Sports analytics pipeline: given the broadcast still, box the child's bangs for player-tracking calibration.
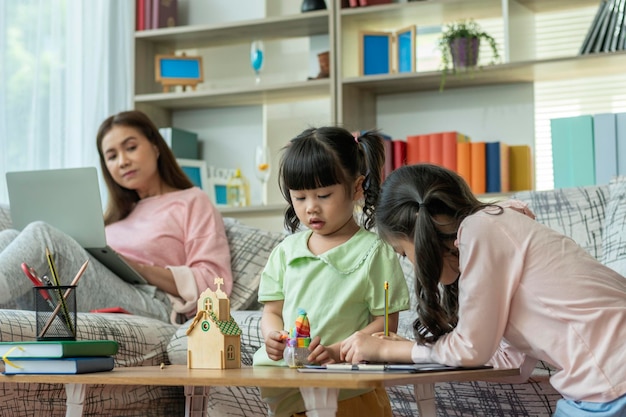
[282,142,343,191]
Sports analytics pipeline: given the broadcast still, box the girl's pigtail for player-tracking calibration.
[357,130,385,230]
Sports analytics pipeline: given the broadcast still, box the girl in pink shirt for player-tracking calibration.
[341,164,626,417]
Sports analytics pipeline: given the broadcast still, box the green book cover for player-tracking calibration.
[0,340,118,358]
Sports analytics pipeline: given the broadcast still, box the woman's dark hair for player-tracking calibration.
[96,110,194,224]
[279,126,385,233]
[376,164,497,344]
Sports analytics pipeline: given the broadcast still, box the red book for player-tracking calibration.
[136,0,145,31]
[441,131,462,172]
[392,140,407,170]
[152,0,178,29]
[383,137,393,181]
[417,134,430,163]
[470,142,486,194]
[145,0,152,29]
[428,132,444,166]
[406,135,420,165]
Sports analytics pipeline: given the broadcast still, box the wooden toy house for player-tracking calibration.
[186,277,242,369]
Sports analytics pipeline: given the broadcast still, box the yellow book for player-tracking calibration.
[509,145,533,191]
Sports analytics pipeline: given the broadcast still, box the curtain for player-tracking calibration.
[0,0,133,203]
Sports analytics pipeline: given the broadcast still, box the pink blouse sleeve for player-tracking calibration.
[429,213,525,367]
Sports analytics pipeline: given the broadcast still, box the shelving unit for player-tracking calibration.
[133,0,621,222]
[134,7,334,126]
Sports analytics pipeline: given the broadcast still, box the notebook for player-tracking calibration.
[6,167,147,285]
[298,363,493,373]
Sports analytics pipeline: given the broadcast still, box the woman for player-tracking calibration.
[0,110,232,323]
[340,164,626,417]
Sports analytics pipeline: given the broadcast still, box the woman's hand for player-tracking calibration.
[264,330,289,361]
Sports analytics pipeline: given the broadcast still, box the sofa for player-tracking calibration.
[1,176,625,416]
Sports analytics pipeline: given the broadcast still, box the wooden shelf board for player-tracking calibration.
[340,0,502,24]
[342,52,626,94]
[516,0,600,13]
[135,79,331,110]
[135,10,329,49]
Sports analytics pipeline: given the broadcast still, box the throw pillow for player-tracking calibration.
[601,177,626,276]
[223,217,285,311]
[514,185,608,260]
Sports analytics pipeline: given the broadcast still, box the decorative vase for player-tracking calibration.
[301,0,327,13]
[449,37,480,70]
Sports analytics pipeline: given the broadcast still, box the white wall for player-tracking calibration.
[376,83,535,149]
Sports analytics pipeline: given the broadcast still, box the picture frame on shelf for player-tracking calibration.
[208,166,236,207]
[396,25,416,73]
[177,158,209,194]
[359,31,392,76]
[155,54,204,93]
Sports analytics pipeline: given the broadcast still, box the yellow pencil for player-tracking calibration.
[384,281,389,337]
[44,247,74,336]
[38,259,89,339]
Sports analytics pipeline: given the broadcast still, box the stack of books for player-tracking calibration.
[0,340,118,374]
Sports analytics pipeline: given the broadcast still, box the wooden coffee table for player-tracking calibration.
[0,364,519,417]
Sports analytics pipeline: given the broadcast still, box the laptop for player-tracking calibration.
[6,167,147,285]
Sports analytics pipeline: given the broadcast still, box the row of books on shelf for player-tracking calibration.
[0,340,118,375]
[381,131,533,195]
[550,112,626,189]
[136,0,178,31]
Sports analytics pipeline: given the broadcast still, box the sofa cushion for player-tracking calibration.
[601,176,626,276]
[514,185,608,259]
[223,217,285,311]
[0,204,11,231]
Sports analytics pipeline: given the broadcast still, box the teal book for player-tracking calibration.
[592,113,618,185]
[2,356,114,375]
[159,127,199,159]
[551,116,595,188]
[0,340,118,358]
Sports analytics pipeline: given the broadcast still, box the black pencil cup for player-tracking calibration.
[34,285,77,341]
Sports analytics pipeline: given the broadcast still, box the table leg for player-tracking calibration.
[299,387,339,417]
[184,385,209,417]
[64,383,86,417]
[414,383,436,417]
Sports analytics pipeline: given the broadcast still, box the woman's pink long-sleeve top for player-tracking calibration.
[105,187,232,323]
[411,201,626,403]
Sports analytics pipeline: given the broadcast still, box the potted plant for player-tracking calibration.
[438,19,500,91]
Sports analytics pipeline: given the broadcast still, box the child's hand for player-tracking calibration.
[264,330,289,361]
[371,331,409,342]
[306,336,336,365]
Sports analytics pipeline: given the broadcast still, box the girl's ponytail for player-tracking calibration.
[356,130,385,230]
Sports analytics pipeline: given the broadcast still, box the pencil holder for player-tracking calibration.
[33,285,77,341]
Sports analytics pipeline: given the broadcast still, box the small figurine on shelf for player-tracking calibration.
[282,308,313,368]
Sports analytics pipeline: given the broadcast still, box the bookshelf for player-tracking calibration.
[133,0,622,220]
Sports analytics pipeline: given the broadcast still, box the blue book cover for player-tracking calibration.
[616,113,626,176]
[2,356,114,375]
[485,142,502,193]
[592,113,618,185]
[551,116,596,188]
